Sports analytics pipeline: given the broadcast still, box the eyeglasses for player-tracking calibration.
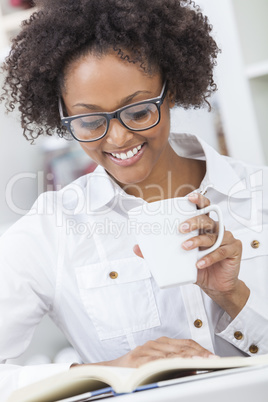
[59,82,168,142]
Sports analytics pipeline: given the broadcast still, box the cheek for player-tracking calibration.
[146,110,171,143]
[79,143,103,162]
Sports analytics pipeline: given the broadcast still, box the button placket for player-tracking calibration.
[109,271,118,279]
[234,331,243,340]
[181,285,214,353]
[251,240,260,249]
[249,344,259,354]
[194,319,203,328]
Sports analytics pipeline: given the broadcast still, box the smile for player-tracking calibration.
[110,144,143,160]
[106,143,146,167]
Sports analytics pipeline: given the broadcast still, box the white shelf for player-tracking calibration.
[2,7,37,33]
[249,75,268,163]
[232,0,268,67]
[246,60,268,79]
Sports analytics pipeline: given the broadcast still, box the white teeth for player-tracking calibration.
[127,150,134,158]
[111,144,143,160]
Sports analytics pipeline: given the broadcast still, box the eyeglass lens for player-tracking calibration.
[70,102,159,141]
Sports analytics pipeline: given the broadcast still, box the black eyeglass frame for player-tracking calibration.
[58,81,168,142]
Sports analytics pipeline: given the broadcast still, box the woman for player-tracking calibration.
[1,0,268,399]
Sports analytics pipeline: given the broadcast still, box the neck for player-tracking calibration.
[122,144,206,202]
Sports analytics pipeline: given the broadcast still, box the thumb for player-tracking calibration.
[133,244,144,259]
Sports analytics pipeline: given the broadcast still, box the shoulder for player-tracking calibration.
[31,169,101,217]
[1,171,97,239]
[222,155,268,189]
[222,153,268,173]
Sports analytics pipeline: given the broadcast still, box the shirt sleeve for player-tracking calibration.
[1,363,70,402]
[0,194,66,400]
[215,289,268,355]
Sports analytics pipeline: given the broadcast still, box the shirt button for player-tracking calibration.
[249,344,259,354]
[194,319,203,328]
[234,331,243,340]
[251,240,260,249]
[109,271,118,279]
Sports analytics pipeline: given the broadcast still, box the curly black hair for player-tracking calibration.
[1,0,219,141]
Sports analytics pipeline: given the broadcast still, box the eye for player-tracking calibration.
[121,102,159,129]
[79,116,106,130]
[70,115,108,140]
[125,106,151,121]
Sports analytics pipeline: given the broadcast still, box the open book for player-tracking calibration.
[8,354,268,402]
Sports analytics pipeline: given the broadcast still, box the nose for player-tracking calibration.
[105,119,134,147]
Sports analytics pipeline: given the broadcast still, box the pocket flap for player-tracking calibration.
[75,257,151,289]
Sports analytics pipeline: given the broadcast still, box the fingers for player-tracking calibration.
[133,244,144,259]
[180,217,220,250]
[111,337,216,368]
[180,193,215,242]
[139,337,214,359]
[179,204,242,269]
[180,214,217,237]
[196,238,242,269]
[188,192,210,209]
[155,337,213,357]
[181,222,242,269]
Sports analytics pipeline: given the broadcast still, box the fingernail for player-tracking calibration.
[208,354,220,359]
[188,193,198,200]
[197,259,206,268]
[180,223,190,232]
[182,240,193,249]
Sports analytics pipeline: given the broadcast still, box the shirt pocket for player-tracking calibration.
[75,257,160,340]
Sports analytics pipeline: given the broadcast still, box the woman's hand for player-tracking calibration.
[134,192,250,319]
[179,193,250,318]
[74,337,216,369]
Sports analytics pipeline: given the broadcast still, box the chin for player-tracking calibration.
[114,173,150,188]
[105,162,153,188]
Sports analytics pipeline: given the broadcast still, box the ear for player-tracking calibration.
[167,91,176,109]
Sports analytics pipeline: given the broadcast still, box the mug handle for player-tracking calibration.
[196,205,224,259]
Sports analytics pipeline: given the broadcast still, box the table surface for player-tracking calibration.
[109,365,268,402]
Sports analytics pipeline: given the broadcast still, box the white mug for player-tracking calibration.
[128,197,224,288]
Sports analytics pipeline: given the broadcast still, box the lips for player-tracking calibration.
[105,143,145,159]
[105,142,146,166]
[110,144,142,160]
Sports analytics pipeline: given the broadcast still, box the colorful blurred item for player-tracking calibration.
[10,0,34,9]
[43,140,98,191]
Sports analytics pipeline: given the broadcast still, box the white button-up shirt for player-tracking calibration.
[1,133,268,400]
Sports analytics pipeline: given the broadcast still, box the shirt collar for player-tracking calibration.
[169,133,250,199]
[74,165,142,213]
[87,165,119,210]
[78,132,250,213]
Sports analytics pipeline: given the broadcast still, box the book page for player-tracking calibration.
[8,366,134,402]
[8,354,268,400]
[124,354,268,393]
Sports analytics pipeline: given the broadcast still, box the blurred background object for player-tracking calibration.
[43,138,97,191]
[0,0,267,365]
[10,0,34,9]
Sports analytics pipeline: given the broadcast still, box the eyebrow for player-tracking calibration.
[72,90,152,111]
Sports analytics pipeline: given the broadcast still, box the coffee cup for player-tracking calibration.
[128,197,224,288]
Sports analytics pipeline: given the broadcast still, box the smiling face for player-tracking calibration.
[62,52,175,189]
